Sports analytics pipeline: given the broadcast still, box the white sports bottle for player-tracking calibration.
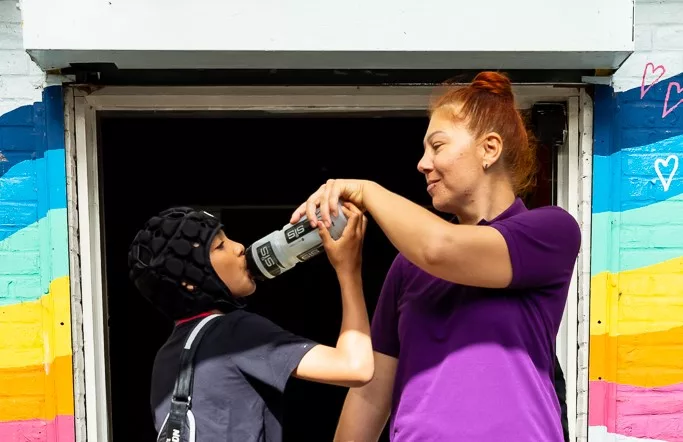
[245,202,348,280]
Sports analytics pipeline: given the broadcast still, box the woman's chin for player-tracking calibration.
[431,196,448,212]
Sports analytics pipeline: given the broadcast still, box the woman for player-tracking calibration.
[289,72,581,441]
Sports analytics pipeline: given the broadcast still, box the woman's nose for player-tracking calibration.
[417,152,433,174]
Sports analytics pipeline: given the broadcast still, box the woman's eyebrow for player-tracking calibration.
[424,130,447,146]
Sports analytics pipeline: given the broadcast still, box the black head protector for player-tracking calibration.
[127,207,244,320]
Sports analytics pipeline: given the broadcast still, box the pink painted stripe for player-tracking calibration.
[0,415,74,442]
[589,380,617,430]
[589,380,683,441]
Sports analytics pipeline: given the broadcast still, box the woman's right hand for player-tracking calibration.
[318,202,367,275]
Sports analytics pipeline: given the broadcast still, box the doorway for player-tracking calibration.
[97,110,557,441]
[67,84,587,442]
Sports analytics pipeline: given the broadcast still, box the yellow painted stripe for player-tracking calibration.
[0,276,72,369]
[589,326,683,387]
[0,355,74,421]
[590,256,683,336]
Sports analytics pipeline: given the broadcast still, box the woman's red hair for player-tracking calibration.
[430,71,537,196]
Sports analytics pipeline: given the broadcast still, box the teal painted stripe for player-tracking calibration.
[591,196,683,275]
[0,208,68,306]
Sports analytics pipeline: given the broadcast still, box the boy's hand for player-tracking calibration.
[318,202,367,275]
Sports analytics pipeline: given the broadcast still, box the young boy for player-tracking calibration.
[127,204,372,441]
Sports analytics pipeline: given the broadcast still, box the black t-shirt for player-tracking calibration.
[150,310,317,441]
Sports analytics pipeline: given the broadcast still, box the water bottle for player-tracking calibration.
[245,202,348,281]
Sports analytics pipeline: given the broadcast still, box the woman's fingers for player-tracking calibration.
[290,202,308,224]
[304,185,326,227]
[292,180,349,227]
[328,181,341,220]
[320,180,333,227]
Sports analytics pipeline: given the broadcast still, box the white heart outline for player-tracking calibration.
[654,154,679,192]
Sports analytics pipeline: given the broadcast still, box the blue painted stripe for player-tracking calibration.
[0,149,67,242]
[607,72,683,152]
[592,134,683,214]
[591,197,683,275]
[0,85,66,242]
[0,85,63,180]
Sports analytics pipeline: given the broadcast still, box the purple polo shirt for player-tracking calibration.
[371,198,581,441]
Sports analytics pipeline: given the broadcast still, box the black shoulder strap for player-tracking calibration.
[164,313,222,442]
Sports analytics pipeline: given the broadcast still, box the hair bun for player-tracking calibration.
[470,71,514,100]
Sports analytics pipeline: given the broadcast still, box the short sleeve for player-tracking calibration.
[370,254,404,358]
[489,206,581,290]
[230,312,317,393]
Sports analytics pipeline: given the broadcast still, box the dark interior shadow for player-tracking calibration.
[98,112,558,441]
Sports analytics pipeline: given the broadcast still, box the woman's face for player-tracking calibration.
[418,110,484,213]
[209,230,256,297]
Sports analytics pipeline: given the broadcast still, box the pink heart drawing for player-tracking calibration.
[662,81,683,118]
[640,62,666,99]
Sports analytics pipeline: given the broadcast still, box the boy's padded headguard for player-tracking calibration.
[128,207,244,320]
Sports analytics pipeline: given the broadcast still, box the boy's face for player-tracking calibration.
[209,230,257,297]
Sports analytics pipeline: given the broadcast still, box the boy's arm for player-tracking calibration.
[292,270,374,388]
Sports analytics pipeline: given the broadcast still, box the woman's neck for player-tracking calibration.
[455,181,517,225]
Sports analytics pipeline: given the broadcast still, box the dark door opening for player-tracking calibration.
[98,109,556,441]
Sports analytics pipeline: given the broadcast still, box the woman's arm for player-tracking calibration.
[292,178,580,290]
[334,351,398,442]
[361,181,513,288]
[291,179,512,288]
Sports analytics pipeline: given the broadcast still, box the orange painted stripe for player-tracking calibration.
[0,355,74,422]
[590,325,683,387]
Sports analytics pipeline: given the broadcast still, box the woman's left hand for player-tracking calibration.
[290,179,369,228]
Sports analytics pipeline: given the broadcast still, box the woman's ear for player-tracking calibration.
[481,132,503,170]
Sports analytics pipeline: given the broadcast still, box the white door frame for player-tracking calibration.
[64,84,592,442]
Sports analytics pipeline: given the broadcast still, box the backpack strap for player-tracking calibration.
[163,313,222,442]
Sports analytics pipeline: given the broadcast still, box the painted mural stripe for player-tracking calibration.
[590,256,683,336]
[592,134,683,215]
[588,425,669,442]
[0,208,69,306]
[591,200,683,275]
[0,415,74,442]
[589,380,683,441]
[610,71,683,147]
[589,327,683,387]
[0,86,65,178]
[0,153,68,244]
[0,355,74,421]
[0,276,71,369]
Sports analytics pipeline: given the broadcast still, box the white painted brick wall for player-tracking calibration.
[0,0,44,115]
[576,91,593,442]
[613,0,683,92]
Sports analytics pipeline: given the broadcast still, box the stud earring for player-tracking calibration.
[483,163,489,170]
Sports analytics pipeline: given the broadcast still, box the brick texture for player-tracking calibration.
[587,0,683,441]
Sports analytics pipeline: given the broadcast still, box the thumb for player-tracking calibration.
[317,221,333,245]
